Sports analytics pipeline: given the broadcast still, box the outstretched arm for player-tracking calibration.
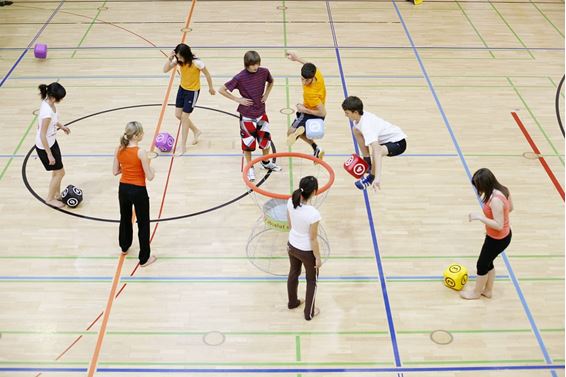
[286,50,307,65]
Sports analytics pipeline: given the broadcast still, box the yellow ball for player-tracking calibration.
[443,263,468,291]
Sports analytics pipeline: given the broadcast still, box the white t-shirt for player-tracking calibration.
[287,198,321,251]
[353,111,406,146]
[35,100,59,149]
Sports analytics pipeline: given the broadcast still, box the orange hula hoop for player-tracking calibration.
[242,152,335,200]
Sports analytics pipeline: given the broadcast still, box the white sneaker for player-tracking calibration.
[261,160,282,172]
[247,168,256,182]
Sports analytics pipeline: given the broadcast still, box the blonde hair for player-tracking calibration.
[119,121,143,150]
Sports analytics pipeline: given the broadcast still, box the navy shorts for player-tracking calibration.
[36,141,64,171]
[382,138,406,157]
[175,87,199,114]
[291,112,325,129]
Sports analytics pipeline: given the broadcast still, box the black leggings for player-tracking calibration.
[119,183,151,264]
[476,230,512,276]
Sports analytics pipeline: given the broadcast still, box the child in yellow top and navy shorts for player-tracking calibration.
[286,51,326,160]
[163,43,215,155]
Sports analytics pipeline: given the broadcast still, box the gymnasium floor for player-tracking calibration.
[0,0,564,376]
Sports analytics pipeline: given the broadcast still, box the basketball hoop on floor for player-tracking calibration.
[242,152,335,275]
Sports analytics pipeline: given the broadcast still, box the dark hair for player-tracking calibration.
[471,168,510,204]
[244,50,261,67]
[38,82,66,102]
[341,96,364,115]
[174,43,195,66]
[301,63,316,80]
[291,176,319,209]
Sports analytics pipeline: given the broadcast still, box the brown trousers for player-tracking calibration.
[287,242,318,320]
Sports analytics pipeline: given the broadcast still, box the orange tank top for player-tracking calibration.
[118,147,146,187]
[482,192,510,239]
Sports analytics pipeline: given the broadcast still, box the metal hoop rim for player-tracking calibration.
[242,152,335,199]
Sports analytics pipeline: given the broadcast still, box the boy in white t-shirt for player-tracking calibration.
[342,96,407,190]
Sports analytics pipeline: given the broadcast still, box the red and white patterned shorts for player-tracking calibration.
[240,114,271,152]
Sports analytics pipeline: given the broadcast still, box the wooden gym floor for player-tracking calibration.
[0,0,564,376]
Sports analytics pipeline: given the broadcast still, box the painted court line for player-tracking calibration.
[0,1,64,88]
[511,111,565,201]
[325,0,402,369]
[0,45,563,51]
[84,2,197,376]
[0,364,564,373]
[391,3,559,377]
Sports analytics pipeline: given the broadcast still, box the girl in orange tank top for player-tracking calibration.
[461,168,513,300]
[113,121,156,267]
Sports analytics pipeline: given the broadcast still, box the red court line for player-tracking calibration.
[31,3,198,377]
[86,2,197,375]
[512,111,565,201]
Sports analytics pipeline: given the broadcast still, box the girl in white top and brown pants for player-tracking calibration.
[287,176,321,321]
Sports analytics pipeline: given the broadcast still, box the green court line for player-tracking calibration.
[0,115,38,182]
[16,55,535,61]
[282,1,296,193]
[295,336,301,362]
[489,3,536,59]
[529,0,564,38]
[1,328,561,336]
[455,1,495,58]
[548,76,566,99]
[70,0,108,59]
[507,77,565,165]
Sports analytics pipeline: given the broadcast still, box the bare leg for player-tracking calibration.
[244,150,252,164]
[287,126,305,146]
[460,274,489,300]
[182,112,201,146]
[47,168,65,208]
[482,269,495,298]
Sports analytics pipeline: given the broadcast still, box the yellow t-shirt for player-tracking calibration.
[179,59,205,91]
[303,69,326,110]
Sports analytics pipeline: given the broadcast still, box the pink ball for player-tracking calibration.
[155,132,175,152]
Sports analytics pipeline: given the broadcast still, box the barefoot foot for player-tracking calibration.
[460,289,482,300]
[192,130,202,145]
[47,199,65,208]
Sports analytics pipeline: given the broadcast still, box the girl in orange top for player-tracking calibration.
[461,168,513,299]
[113,121,156,267]
[163,43,215,155]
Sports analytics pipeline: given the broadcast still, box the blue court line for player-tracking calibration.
[0,364,563,373]
[325,1,401,368]
[6,74,423,80]
[0,1,64,88]
[0,153,459,158]
[391,2,558,377]
[0,275,514,282]
[0,45,563,51]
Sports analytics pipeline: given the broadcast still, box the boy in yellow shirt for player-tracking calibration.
[286,51,326,160]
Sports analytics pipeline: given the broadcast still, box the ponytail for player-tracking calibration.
[38,82,66,101]
[38,84,48,99]
[118,121,143,151]
[292,176,319,209]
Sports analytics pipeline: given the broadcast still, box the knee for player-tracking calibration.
[476,262,489,276]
